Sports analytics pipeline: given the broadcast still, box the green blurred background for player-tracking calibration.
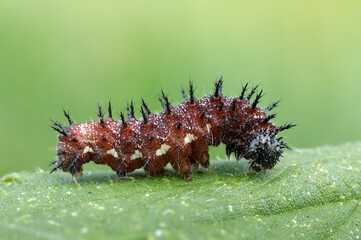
[1,0,360,176]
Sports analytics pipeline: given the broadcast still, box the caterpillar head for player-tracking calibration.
[244,133,284,172]
[244,122,295,171]
[224,119,294,172]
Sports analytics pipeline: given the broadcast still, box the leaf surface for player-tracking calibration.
[1,143,361,239]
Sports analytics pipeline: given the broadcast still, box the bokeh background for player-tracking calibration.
[1,0,361,176]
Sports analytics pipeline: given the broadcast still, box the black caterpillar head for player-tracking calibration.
[244,133,283,172]
[222,94,295,172]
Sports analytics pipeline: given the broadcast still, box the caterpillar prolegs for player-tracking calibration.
[50,78,294,180]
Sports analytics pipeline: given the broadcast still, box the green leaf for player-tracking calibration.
[1,143,361,239]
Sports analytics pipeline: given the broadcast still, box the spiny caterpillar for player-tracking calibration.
[50,78,295,180]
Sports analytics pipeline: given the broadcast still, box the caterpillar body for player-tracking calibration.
[50,78,294,180]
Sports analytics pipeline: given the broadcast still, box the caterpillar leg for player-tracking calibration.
[154,168,167,175]
[71,169,83,178]
[116,170,127,180]
[169,157,193,181]
[69,163,84,178]
[183,170,193,181]
[191,141,210,168]
[143,155,169,176]
[196,150,210,168]
[144,167,167,176]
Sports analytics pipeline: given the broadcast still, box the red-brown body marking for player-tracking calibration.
[51,79,294,180]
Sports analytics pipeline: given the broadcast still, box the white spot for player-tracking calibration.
[156,144,171,156]
[184,133,197,144]
[106,148,119,158]
[83,146,94,154]
[130,150,143,160]
[260,135,269,144]
[206,124,211,133]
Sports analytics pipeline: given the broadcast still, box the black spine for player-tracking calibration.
[266,100,280,112]
[189,80,195,104]
[213,76,223,97]
[127,101,135,119]
[251,90,263,109]
[239,83,249,100]
[108,101,113,119]
[263,114,276,123]
[97,102,106,127]
[119,112,126,125]
[277,123,296,132]
[141,98,151,115]
[161,90,172,114]
[181,85,188,101]
[158,92,166,109]
[63,110,73,125]
[141,106,148,122]
[245,85,258,101]
[50,126,68,136]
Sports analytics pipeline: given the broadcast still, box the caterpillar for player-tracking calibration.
[50,78,295,181]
